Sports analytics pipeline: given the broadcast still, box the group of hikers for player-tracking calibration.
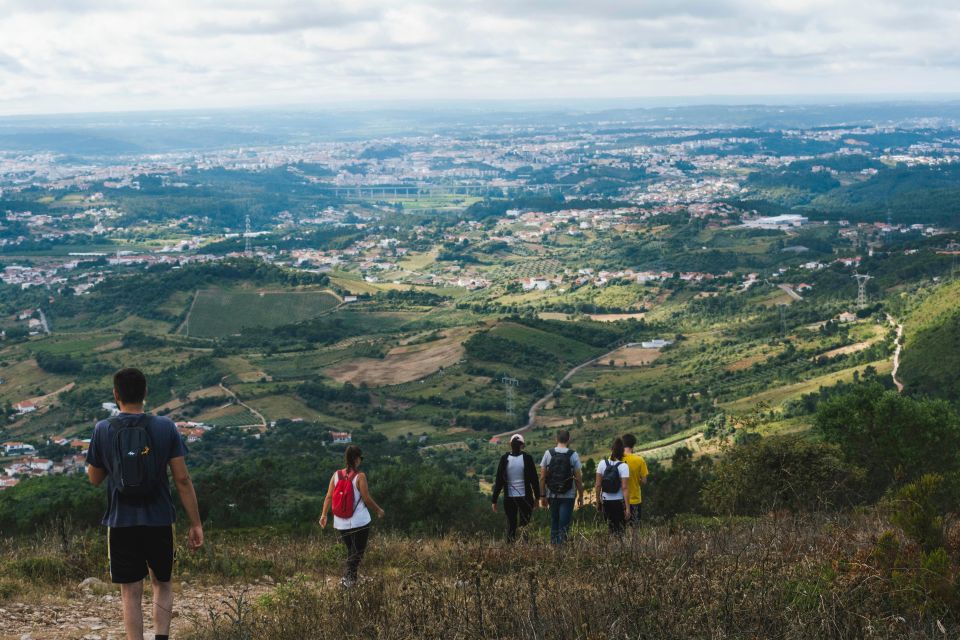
[490,430,648,543]
[84,368,648,639]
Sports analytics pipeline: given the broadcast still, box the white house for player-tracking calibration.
[14,402,37,415]
[3,442,37,456]
[641,339,675,349]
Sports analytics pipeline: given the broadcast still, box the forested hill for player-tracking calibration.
[899,279,960,400]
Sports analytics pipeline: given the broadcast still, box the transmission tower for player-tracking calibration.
[853,273,872,310]
[244,215,252,256]
[502,376,519,422]
[948,240,960,280]
[777,303,788,338]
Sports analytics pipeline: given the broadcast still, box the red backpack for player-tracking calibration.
[331,468,358,518]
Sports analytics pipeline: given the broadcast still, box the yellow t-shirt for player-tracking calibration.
[623,452,649,505]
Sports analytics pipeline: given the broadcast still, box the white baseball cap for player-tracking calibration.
[510,433,525,444]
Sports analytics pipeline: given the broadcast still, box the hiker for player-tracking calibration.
[85,368,204,640]
[595,437,630,536]
[319,445,385,587]
[491,433,540,541]
[622,434,649,526]
[539,429,584,544]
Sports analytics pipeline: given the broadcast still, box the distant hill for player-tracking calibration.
[899,280,960,400]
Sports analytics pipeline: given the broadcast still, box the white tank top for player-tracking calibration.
[332,471,371,530]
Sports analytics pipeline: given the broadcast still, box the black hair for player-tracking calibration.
[556,429,570,444]
[622,433,637,449]
[610,437,625,461]
[113,367,147,405]
[510,439,523,455]
[345,445,363,470]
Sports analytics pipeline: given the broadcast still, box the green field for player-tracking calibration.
[184,289,341,338]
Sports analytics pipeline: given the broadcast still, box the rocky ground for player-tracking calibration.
[1,579,273,640]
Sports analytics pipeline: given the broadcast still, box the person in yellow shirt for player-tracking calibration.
[621,434,648,526]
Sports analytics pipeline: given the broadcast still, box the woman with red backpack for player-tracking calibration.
[319,446,385,587]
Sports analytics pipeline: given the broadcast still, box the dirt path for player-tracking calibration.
[777,284,803,301]
[493,344,639,439]
[888,314,905,393]
[1,582,273,640]
[219,376,268,431]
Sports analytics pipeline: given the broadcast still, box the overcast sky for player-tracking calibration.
[1,0,959,116]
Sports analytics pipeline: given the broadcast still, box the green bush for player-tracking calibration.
[816,384,960,495]
[8,556,75,584]
[701,435,863,515]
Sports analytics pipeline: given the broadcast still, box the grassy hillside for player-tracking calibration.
[184,288,340,338]
[900,280,960,400]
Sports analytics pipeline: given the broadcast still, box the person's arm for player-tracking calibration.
[539,465,549,507]
[491,455,505,511]
[319,473,336,528]
[169,457,203,551]
[85,425,105,486]
[574,468,584,508]
[621,476,630,517]
[86,465,106,486]
[357,473,385,518]
[594,473,603,506]
[526,455,540,505]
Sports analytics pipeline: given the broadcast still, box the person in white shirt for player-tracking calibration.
[594,437,630,535]
[491,434,539,541]
[319,446,385,586]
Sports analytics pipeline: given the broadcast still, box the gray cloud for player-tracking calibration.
[0,0,958,115]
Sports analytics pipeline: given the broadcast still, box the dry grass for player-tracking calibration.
[325,327,473,387]
[591,345,662,368]
[184,513,958,640]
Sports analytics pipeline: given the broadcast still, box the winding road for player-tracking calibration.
[493,344,638,439]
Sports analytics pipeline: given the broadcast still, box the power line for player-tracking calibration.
[853,273,872,310]
[244,215,252,256]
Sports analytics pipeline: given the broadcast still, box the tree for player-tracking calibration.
[816,384,960,496]
[702,435,862,515]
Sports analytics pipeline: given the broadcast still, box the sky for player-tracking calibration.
[1,0,959,116]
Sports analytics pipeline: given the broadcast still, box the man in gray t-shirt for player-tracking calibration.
[539,429,584,544]
[86,367,204,640]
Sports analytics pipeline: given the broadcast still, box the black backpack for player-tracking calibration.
[546,448,574,494]
[600,459,622,494]
[109,415,161,498]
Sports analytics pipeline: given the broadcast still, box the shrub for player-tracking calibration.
[702,435,863,515]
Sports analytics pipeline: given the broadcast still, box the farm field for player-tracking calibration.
[325,326,475,386]
[183,288,340,337]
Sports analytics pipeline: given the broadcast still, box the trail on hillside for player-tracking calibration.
[887,314,905,393]
[219,375,268,430]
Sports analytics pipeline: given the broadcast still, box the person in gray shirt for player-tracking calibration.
[539,429,584,544]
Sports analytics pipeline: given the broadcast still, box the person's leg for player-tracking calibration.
[556,498,574,544]
[549,498,561,544]
[608,500,626,536]
[144,526,175,638]
[630,503,642,527]
[149,572,173,638]
[504,497,520,541]
[517,497,533,536]
[109,527,148,640]
[347,527,370,578]
[340,528,357,582]
[119,581,145,640]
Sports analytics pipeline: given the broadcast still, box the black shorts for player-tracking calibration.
[108,525,175,584]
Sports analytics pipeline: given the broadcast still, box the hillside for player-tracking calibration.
[899,280,960,401]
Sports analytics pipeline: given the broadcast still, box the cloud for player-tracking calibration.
[0,0,958,115]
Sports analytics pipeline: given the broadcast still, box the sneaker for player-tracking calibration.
[339,576,356,588]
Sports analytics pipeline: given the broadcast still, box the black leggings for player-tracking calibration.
[339,526,370,579]
[503,496,533,541]
[602,500,626,535]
